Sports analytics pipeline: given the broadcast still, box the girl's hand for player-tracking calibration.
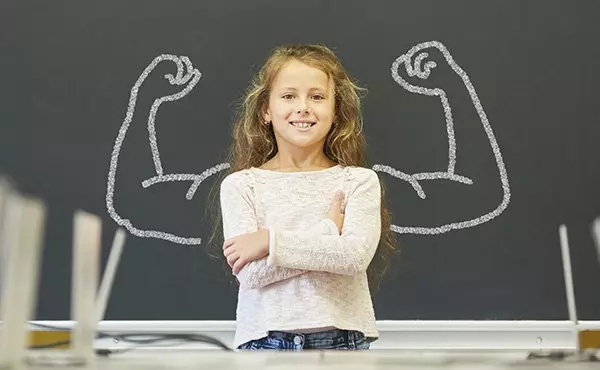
[328,190,345,234]
[223,228,270,274]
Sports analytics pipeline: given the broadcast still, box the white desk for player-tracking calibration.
[22,349,599,370]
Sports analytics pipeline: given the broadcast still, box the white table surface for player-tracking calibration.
[19,349,599,370]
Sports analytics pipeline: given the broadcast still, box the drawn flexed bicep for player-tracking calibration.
[374,41,511,235]
[106,54,229,245]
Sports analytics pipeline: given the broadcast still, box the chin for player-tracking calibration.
[279,137,321,148]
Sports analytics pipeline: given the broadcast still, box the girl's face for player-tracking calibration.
[263,60,335,155]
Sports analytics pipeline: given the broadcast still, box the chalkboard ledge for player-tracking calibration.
[29,320,600,351]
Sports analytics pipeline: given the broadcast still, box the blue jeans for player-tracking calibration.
[237,329,370,351]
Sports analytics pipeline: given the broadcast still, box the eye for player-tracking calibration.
[282,94,294,99]
[312,95,325,100]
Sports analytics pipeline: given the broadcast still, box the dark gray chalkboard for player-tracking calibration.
[1,0,599,321]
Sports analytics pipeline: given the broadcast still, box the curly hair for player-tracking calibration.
[208,44,399,293]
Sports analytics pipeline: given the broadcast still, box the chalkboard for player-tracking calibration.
[2,0,599,321]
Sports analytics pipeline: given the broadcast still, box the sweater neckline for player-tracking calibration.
[249,164,343,176]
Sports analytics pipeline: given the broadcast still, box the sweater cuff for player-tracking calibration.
[321,218,340,235]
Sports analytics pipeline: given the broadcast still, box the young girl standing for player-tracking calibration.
[216,44,398,351]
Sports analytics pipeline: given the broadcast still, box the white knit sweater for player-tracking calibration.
[219,165,381,348]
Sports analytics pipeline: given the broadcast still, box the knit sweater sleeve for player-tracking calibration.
[219,171,339,289]
[266,168,382,275]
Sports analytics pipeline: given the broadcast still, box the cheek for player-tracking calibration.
[316,104,335,120]
[272,104,294,120]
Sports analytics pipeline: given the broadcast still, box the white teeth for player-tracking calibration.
[291,122,314,128]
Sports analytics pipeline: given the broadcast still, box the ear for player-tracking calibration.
[261,105,272,124]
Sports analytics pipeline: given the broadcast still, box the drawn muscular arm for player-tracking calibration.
[374,41,510,235]
[106,55,228,245]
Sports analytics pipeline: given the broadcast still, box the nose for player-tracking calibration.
[296,105,311,115]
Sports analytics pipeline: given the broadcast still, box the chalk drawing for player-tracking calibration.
[373,41,511,235]
[105,54,230,245]
[107,44,510,243]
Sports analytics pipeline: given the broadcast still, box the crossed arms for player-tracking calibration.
[219,169,382,289]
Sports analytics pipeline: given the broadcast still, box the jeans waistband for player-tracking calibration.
[267,328,365,345]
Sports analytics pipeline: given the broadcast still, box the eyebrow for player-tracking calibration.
[277,87,328,93]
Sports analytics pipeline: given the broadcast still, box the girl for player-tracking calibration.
[214,44,398,351]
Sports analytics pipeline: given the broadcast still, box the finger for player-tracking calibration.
[227,254,239,269]
[223,246,236,258]
[331,191,344,211]
[223,238,235,250]
[232,257,247,275]
[413,52,436,79]
[181,56,195,81]
[338,192,346,214]
[227,251,240,268]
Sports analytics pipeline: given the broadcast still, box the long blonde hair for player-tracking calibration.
[208,44,399,292]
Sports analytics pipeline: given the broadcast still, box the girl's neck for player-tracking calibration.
[261,152,337,172]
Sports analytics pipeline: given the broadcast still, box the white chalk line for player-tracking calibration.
[106,54,230,245]
[374,40,511,235]
[107,43,511,243]
[141,163,231,200]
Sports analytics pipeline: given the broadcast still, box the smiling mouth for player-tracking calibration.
[289,121,316,128]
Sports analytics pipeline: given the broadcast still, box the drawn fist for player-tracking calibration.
[391,41,462,96]
[136,54,202,103]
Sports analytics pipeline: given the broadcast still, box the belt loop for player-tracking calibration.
[347,330,355,348]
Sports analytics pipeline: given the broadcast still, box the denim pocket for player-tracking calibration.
[238,336,289,350]
[238,338,263,350]
[354,337,370,350]
[350,331,370,350]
